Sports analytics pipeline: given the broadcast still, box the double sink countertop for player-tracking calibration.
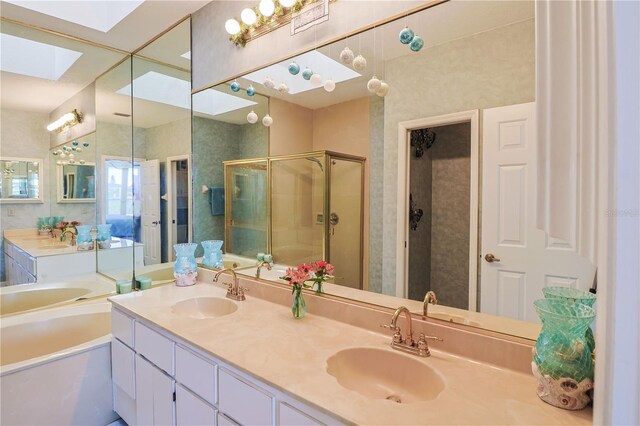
[110,281,591,425]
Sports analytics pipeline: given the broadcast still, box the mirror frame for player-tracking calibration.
[0,157,44,203]
[56,161,96,203]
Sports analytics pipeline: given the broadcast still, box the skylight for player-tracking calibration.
[4,0,144,33]
[0,33,82,80]
[242,50,361,95]
[118,71,257,116]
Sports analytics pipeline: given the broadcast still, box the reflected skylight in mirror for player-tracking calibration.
[0,33,82,80]
[4,0,144,32]
[120,71,256,116]
[243,50,360,94]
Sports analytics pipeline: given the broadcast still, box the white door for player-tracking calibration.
[141,159,161,265]
[481,102,595,322]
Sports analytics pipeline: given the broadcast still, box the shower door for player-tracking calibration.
[327,156,364,289]
[224,161,268,257]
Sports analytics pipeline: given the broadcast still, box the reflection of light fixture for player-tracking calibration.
[259,0,275,17]
[225,19,241,35]
[227,0,327,47]
[241,8,257,25]
[46,109,83,133]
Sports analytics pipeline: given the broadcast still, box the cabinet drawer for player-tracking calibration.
[175,345,216,405]
[176,384,216,426]
[218,369,273,426]
[112,308,135,348]
[135,321,174,375]
[279,402,324,426]
[111,338,135,399]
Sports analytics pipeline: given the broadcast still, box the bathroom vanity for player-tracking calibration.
[3,229,142,285]
[109,273,592,425]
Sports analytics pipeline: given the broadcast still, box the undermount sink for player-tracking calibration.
[171,297,237,319]
[429,312,481,327]
[326,347,445,404]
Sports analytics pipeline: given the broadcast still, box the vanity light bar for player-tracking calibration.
[46,109,83,133]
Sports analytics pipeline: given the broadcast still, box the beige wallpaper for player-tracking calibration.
[380,19,535,295]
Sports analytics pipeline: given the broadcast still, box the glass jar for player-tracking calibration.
[201,240,224,268]
[97,224,112,249]
[76,225,94,251]
[532,299,595,410]
[173,243,198,286]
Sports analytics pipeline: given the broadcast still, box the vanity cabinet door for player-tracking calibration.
[175,345,216,405]
[176,384,216,426]
[136,355,175,426]
[111,338,135,398]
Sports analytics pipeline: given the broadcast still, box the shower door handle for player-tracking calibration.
[329,212,339,225]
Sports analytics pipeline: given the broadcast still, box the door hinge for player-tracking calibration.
[173,391,176,402]
[405,241,407,248]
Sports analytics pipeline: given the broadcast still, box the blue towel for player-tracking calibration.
[209,187,224,216]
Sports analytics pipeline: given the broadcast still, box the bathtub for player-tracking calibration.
[0,300,118,425]
[0,276,116,317]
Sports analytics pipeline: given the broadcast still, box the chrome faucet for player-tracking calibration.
[256,261,272,279]
[423,290,437,317]
[61,229,77,246]
[381,305,442,357]
[213,268,246,301]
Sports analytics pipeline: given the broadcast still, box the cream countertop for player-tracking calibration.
[109,282,591,425]
[4,228,138,258]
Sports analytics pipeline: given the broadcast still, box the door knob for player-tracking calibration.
[152,220,161,225]
[484,253,500,263]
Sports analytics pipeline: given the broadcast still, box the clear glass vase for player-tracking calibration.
[291,288,306,319]
[173,243,198,286]
[542,287,596,355]
[76,225,94,251]
[201,240,224,268]
[97,224,112,249]
[532,299,596,410]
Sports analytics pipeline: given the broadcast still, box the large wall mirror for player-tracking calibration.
[191,0,597,339]
[0,18,128,287]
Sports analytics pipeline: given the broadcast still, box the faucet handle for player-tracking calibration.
[380,324,403,344]
[421,333,443,342]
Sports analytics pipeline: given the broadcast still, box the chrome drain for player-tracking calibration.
[386,394,402,404]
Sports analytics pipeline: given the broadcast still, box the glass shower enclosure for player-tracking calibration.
[223,151,365,289]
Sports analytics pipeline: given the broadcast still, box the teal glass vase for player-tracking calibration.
[291,288,306,319]
[201,240,224,268]
[173,243,198,286]
[76,225,94,251]
[543,287,596,355]
[97,224,112,249]
[532,299,595,410]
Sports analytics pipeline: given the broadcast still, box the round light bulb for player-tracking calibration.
[225,18,241,35]
[60,152,66,158]
[367,76,382,93]
[310,73,322,86]
[259,0,275,17]
[279,0,296,7]
[262,114,273,127]
[76,147,82,152]
[263,76,275,89]
[247,110,258,124]
[79,160,86,165]
[324,79,336,92]
[241,8,257,25]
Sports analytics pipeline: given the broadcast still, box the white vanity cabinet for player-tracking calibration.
[4,242,36,285]
[110,306,339,426]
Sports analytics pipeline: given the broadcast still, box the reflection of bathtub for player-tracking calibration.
[0,301,117,425]
[0,278,116,317]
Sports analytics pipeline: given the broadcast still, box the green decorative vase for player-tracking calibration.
[532,299,595,410]
[542,287,596,356]
[291,288,306,319]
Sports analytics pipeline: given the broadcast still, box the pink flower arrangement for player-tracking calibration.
[281,260,334,293]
